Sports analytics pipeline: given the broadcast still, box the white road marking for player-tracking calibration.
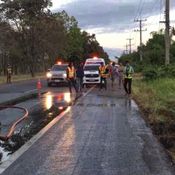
[25,89,37,94]
[82,86,95,97]
[0,87,94,174]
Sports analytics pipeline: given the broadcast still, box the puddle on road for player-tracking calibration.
[0,92,74,163]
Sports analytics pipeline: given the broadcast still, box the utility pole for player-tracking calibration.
[126,38,133,54]
[160,0,170,65]
[134,19,147,62]
[124,44,128,54]
[165,0,170,65]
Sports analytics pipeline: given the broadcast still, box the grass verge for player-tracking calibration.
[132,78,175,160]
[0,73,45,84]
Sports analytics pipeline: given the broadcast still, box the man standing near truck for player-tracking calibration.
[99,62,109,90]
[76,62,84,92]
[66,62,78,93]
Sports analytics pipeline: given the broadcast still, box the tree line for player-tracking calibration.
[0,0,109,77]
[119,30,175,70]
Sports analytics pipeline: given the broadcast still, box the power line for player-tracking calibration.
[144,0,162,19]
[134,0,143,20]
[138,0,146,18]
[159,0,164,30]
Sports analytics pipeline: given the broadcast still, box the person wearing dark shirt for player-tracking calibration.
[76,62,84,92]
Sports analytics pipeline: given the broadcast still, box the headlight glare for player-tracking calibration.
[46,72,52,78]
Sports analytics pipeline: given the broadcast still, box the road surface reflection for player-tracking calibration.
[44,92,72,110]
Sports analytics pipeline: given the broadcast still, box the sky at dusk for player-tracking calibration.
[50,0,175,58]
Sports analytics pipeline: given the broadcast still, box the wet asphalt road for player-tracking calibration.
[0,79,43,93]
[1,85,175,175]
[0,79,70,135]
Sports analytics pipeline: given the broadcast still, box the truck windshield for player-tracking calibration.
[84,65,99,71]
[51,65,67,71]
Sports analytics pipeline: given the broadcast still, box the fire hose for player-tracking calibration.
[0,106,29,141]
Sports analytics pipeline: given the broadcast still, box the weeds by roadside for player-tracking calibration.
[133,78,175,160]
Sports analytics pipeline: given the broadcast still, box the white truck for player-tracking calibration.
[46,63,68,87]
[83,58,105,85]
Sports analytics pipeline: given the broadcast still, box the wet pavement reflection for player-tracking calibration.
[44,92,71,110]
[0,91,75,163]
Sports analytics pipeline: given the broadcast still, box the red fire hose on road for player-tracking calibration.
[0,106,29,141]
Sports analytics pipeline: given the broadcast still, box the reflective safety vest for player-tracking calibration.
[99,66,108,78]
[124,66,133,79]
[67,67,75,78]
[7,67,12,74]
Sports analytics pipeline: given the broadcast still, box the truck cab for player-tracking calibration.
[83,58,105,85]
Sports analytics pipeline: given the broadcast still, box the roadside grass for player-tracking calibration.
[0,73,45,84]
[133,78,175,160]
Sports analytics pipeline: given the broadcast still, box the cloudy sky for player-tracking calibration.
[50,0,175,58]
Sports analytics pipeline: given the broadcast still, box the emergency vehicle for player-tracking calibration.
[83,57,105,85]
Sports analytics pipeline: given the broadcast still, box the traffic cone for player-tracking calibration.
[37,79,42,97]
[37,79,42,89]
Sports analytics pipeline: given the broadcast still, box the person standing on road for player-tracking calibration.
[66,62,78,93]
[110,62,117,88]
[99,62,109,90]
[118,62,124,89]
[6,64,12,84]
[123,61,134,96]
[76,62,84,92]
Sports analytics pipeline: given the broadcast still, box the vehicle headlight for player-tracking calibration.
[63,73,67,78]
[46,72,52,78]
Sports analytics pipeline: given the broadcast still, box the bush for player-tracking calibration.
[133,63,145,73]
[143,67,158,80]
[142,64,175,80]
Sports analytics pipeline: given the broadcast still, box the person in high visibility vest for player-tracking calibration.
[66,62,78,93]
[7,64,12,84]
[99,62,109,90]
[123,61,134,95]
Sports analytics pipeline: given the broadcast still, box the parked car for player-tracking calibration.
[46,63,68,87]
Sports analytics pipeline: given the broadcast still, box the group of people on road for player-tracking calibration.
[98,61,134,96]
[67,60,134,96]
[5,60,134,97]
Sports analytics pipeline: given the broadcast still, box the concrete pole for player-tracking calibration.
[165,0,170,65]
[134,19,146,62]
[139,20,143,62]
[127,38,133,54]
